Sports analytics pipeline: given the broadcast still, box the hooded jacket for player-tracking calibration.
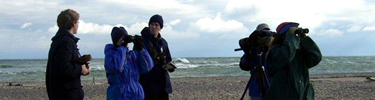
[139,27,173,94]
[265,31,322,100]
[46,29,84,100]
[104,44,154,100]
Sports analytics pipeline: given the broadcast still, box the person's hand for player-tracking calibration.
[82,64,90,76]
[297,28,307,40]
[287,27,299,35]
[85,61,91,69]
[133,35,143,51]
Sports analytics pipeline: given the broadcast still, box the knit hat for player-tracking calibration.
[149,14,164,29]
[276,22,299,35]
[256,23,270,31]
[111,27,128,45]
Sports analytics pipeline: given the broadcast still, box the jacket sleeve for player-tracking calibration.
[163,39,172,63]
[133,49,155,74]
[52,39,82,78]
[104,44,127,73]
[239,53,252,71]
[299,36,322,69]
[267,33,300,75]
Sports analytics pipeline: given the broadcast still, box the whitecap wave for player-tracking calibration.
[175,63,199,68]
[174,58,190,63]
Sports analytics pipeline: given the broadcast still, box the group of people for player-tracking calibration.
[239,22,322,100]
[46,8,322,100]
[46,9,173,100]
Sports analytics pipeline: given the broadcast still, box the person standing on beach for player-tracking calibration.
[265,22,322,100]
[104,27,154,100]
[46,9,90,100]
[139,14,175,100]
[239,23,274,100]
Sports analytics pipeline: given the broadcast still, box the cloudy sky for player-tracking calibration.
[1,0,375,59]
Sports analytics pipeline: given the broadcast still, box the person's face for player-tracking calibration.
[116,36,124,46]
[149,22,161,37]
[72,20,79,34]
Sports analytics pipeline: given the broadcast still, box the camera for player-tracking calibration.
[74,54,92,69]
[235,30,275,51]
[259,29,275,37]
[295,28,309,34]
[256,30,275,47]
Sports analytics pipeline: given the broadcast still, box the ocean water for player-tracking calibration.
[1,56,375,82]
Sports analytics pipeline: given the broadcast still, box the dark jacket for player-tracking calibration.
[46,29,84,100]
[240,48,270,97]
[265,32,322,100]
[139,27,173,95]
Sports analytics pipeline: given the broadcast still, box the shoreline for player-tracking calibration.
[1,72,375,100]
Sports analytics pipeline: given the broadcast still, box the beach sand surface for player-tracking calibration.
[1,72,375,100]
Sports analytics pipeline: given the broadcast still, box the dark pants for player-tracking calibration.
[145,91,169,100]
[48,88,84,100]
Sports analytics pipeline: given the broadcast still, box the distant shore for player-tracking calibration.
[1,72,375,100]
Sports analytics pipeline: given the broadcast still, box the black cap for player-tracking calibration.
[149,14,164,29]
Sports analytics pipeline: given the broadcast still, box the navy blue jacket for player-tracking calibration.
[240,48,270,98]
[46,29,84,100]
[139,27,173,95]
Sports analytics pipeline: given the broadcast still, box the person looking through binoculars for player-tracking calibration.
[265,22,322,100]
[104,27,154,100]
[237,23,275,100]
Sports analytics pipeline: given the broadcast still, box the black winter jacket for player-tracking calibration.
[46,29,84,100]
[139,27,173,95]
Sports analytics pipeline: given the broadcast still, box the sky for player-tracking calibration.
[1,0,375,59]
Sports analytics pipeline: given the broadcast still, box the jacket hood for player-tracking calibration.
[52,29,79,42]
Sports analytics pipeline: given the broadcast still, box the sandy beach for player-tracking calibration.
[1,72,375,100]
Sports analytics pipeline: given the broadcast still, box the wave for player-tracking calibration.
[174,58,190,63]
[0,65,14,68]
[0,70,45,74]
[0,71,17,74]
[173,58,200,68]
[175,63,199,69]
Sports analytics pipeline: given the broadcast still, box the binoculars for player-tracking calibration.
[295,28,309,34]
[123,35,142,44]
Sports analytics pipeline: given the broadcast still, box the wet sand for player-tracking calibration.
[1,72,375,100]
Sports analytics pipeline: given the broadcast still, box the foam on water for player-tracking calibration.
[1,56,375,82]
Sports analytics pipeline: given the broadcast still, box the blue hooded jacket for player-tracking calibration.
[104,44,154,100]
[139,27,173,95]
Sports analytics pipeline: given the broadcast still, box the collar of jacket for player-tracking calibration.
[141,27,162,41]
[51,29,80,43]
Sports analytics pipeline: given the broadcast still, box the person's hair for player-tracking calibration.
[57,9,80,30]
